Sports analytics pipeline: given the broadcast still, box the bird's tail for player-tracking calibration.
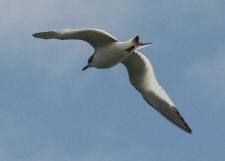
[132,35,152,49]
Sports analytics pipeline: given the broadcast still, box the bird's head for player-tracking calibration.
[82,55,94,71]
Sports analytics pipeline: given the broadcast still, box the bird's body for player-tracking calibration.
[90,41,133,69]
[33,28,192,134]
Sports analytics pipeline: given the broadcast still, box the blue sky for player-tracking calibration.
[1,0,225,161]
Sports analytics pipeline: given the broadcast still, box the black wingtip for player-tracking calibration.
[32,33,38,38]
[32,32,44,39]
[32,31,55,39]
[185,126,192,134]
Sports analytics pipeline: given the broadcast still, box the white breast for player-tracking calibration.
[92,42,133,69]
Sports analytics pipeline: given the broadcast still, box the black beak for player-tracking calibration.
[82,65,89,71]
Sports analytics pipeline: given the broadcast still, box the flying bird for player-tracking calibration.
[33,28,192,134]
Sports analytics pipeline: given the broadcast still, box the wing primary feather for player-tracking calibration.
[122,51,192,134]
[33,28,118,49]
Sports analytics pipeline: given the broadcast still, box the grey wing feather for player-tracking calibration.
[33,28,118,49]
[122,51,192,134]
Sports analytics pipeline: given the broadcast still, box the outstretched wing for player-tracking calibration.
[122,51,192,133]
[33,28,118,49]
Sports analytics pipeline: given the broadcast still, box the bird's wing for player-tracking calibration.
[122,51,192,133]
[33,28,118,49]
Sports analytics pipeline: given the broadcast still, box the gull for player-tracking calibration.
[33,28,192,134]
